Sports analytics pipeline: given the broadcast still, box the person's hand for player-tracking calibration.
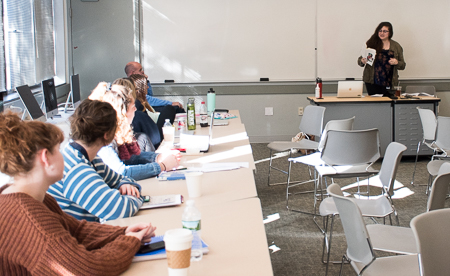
[157,152,180,171]
[125,223,157,243]
[389,58,398,65]
[119,184,140,197]
[172,102,183,109]
[361,57,367,65]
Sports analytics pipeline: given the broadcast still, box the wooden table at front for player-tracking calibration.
[105,198,274,276]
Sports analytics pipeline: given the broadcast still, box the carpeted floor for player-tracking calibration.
[251,143,446,276]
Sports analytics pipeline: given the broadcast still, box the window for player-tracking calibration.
[1,0,64,93]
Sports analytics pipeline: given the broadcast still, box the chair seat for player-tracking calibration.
[351,254,419,276]
[366,224,417,255]
[316,164,379,178]
[319,196,393,218]
[427,160,450,176]
[267,139,319,152]
[288,152,324,166]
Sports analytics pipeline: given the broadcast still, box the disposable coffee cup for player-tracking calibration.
[185,172,203,198]
[164,229,193,276]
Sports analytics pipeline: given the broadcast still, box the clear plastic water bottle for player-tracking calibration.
[199,101,208,127]
[182,200,202,261]
[162,119,175,144]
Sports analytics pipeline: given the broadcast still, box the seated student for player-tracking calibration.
[0,111,156,275]
[89,82,180,180]
[48,99,144,222]
[130,74,176,141]
[124,61,185,113]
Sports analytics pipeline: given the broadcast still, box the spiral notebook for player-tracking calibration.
[133,235,209,262]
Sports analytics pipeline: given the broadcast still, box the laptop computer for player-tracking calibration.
[16,85,46,122]
[337,81,363,98]
[180,115,214,152]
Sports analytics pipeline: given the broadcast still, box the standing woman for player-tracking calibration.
[358,22,406,96]
[0,111,156,275]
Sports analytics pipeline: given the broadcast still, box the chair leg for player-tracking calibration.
[285,160,293,209]
[323,215,335,276]
[411,141,422,186]
[267,149,273,186]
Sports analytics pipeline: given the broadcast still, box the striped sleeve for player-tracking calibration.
[91,157,140,191]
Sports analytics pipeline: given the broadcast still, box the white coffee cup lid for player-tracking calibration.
[164,229,193,243]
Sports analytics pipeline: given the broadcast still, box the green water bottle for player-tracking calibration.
[187,98,196,130]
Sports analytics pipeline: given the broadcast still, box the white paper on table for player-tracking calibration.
[189,162,249,173]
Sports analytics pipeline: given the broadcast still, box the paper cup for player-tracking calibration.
[164,229,193,276]
[185,172,203,198]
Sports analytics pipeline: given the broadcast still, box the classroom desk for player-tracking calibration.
[105,198,273,276]
[135,168,258,218]
[308,96,440,156]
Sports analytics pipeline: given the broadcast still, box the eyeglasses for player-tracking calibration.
[379,30,389,33]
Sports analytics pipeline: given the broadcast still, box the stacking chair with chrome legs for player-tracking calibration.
[285,117,354,214]
[328,184,420,276]
[411,107,437,186]
[319,142,407,275]
[267,105,325,186]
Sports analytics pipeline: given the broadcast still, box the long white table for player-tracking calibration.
[105,110,273,275]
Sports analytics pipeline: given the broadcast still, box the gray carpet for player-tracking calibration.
[251,143,446,276]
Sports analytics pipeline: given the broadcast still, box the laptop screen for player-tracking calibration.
[16,85,46,122]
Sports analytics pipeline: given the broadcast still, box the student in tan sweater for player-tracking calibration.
[0,111,156,275]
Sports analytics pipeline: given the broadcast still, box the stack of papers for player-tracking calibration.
[140,194,183,209]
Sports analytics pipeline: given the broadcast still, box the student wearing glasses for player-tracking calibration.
[358,22,406,96]
[0,111,156,275]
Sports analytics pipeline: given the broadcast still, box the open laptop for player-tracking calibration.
[16,85,46,122]
[337,81,363,98]
[180,115,214,152]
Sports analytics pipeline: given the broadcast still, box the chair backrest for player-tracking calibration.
[417,107,437,141]
[321,128,380,166]
[405,85,436,96]
[427,163,450,211]
[435,116,450,150]
[411,208,450,276]
[327,184,375,268]
[317,117,355,151]
[378,142,407,196]
[299,105,326,137]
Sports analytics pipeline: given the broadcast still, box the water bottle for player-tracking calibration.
[315,84,320,98]
[187,98,196,130]
[207,88,216,116]
[316,77,323,98]
[162,119,175,144]
[199,101,208,127]
[182,200,203,261]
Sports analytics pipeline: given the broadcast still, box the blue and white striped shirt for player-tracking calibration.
[48,143,143,222]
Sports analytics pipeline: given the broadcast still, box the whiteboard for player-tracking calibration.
[142,0,316,83]
[142,0,450,83]
[317,0,450,80]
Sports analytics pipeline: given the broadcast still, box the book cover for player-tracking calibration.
[133,235,209,262]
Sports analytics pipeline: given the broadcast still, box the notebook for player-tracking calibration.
[337,81,363,98]
[16,85,46,122]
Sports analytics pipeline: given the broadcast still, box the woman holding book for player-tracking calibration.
[357,22,406,95]
[0,111,156,275]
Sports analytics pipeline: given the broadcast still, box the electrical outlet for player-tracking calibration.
[265,107,273,116]
[298,107,303,116]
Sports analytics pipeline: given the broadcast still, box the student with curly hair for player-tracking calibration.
[0,111,156,275]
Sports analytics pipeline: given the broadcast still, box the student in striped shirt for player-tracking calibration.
[48,99,144,222]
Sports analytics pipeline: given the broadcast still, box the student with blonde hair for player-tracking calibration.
[0,111,156,275]
[90,82,180,180]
